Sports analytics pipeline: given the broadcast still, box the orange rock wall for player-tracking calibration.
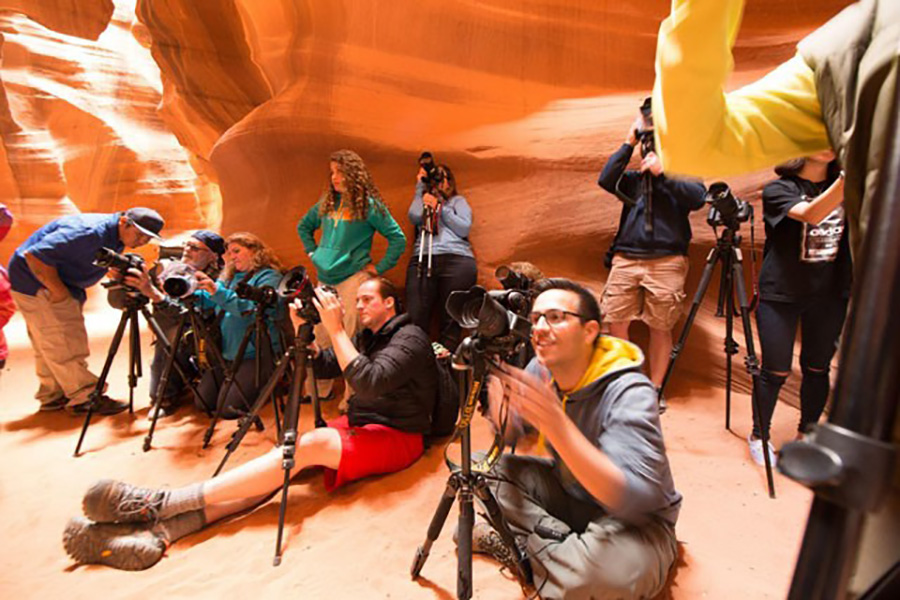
[1,0,852,287]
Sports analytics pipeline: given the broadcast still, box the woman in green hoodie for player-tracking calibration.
[297,150,406,403]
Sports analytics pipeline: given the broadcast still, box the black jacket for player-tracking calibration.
[598,143,706,257]
[313,314,436,434]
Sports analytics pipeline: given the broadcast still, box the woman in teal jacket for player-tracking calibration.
[193,232,284,418]
[297,149,406,404]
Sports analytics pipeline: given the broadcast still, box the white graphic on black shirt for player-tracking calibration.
[800,206,844,263]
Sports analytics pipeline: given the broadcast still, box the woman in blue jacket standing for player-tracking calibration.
[193,232,284,418]
[406,163,477,351]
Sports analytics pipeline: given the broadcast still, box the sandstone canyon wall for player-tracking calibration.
[1,0,852,274]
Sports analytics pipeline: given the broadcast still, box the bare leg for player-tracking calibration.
[608,321,630,341]
[203,427,342,507]
[648,327,674,388]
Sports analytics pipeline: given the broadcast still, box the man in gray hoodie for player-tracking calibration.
[477,277,682,600]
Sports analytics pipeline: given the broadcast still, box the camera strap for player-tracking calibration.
[443,370,507,474]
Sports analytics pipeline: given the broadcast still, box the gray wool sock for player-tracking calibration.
[159,482,206,520]
[153,509,207,544]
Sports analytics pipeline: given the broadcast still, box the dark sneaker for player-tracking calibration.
[83,479,166,523]
[467,521,533,588]
[67,395,129,416]
[39,396,69,412]
[63,516,165,571]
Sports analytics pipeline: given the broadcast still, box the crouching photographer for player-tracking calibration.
[406,154,477,351]
[61,277,437,571]
[476,278,682,599]
[119,231,226,415]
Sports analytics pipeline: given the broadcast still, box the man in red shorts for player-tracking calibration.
[61,277,438,570]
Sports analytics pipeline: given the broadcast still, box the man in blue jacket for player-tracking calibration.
[597,106,706,408]
[8,208,164,415]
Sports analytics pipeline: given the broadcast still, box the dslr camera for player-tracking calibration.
[159,262,200,299]
[635,97,655,157]
[95,248,147,297]
[277,266,337,325]
[446,265,534,364]
[706,182,752,230]
[418,151,446,195]
[236,281,278,307]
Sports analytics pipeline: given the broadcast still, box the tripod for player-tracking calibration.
[213,318,325,478]
[74,293,182,456]
[657,221,776,498]
[411,338,531,599]
[143,296,247,451]
[201,300,274,448]
[417,203,438,278]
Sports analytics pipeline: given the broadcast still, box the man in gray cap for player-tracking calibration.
[124,230,225,415]
[8,208,164,415]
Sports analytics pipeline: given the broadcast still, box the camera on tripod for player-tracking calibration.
[635,96,655,157]
[235,281,278,307]
[706,182,752,230]
[446,281,532,362]
[95,248,147,296]
[276,266,337,325]
[418,151,446,193]
[159,262,200,299]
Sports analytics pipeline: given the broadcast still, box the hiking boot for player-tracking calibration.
[38,396,69,412]
[83,479,166,523]
[67,395,129,416]
[63,516,165,571]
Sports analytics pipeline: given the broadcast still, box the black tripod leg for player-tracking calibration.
[411,475,461,578]
[659,246,721,399]
[143,312,188,452]
[732,255,776,499]
[309,365,326,429]
[457,484,474,600]
[74,310,131,457]
[723,250,736,431]
[214,346,294,476]
[203,326,256,448]
[128,310,141,414]
[473,477,532,586]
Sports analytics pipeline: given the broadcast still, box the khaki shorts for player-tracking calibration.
[601,255,689,330]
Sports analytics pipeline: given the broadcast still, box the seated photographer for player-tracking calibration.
[406,161,477,351]
[121,231,226,415]
[7,208,164,415]
[190,232,285,419]
[597,106,705,409]
[61,277,437,571]
[473,278,681,600]
[749,152,851,466]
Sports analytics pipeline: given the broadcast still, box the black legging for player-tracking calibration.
[196,358,274,419]
[752,296,848,438]
[406,253,477,351]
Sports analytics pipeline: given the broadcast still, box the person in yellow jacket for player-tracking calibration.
[651,0,898,256]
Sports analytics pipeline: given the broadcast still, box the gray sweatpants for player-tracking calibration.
[486,455,678,600]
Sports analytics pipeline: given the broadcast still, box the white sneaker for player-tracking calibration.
[747,435,777,467]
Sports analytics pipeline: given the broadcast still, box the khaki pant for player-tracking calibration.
[309,270,370,399]
[488,455,677,600]
[11,289,98,406]
[601,255,689,331]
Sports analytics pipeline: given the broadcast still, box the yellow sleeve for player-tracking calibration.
[652,0,831,178]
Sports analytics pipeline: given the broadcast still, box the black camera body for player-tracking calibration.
[706,182,752,230]
[236,281,277,307]
[159,261,199,299]
[446,285,532,362]
[635,97,655,157]
[277,266,337,325]
[95,247,145,274]
[418,151,446,195]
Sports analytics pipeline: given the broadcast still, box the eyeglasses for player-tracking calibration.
[528,309,584,327]
[184,242,206,252]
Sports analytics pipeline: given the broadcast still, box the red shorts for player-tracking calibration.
[323,415,424,491]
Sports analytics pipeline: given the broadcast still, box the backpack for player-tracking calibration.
[428,346,461,441]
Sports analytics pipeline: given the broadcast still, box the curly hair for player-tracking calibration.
[220,232,283,283]
[319,149,388,221]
